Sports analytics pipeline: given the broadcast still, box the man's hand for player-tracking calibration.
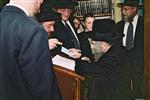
[48,38,62,50]
[68,48,81,58]
[81,57,90,62]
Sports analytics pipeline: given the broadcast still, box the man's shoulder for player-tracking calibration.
[1,6,26,16]
[138,15,144,23]
[55,19,62,24]
[109,46,125,56]
[116,20,124,25]
[139,15,143,19]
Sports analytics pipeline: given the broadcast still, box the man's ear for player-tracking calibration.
[101,42,105,47]
[101,42,108,51]
[133,7,138,12]
[57,9,61,13]
[83,22,85,27]
[90,40,96,49]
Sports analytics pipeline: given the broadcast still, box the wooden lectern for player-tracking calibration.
[54,65,85,100]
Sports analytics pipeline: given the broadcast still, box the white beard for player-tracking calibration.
[91,42,104,61]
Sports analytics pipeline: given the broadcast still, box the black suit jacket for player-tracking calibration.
[75,46,132,100]
[115,16,144,74]
[0,6,61,100]
[51,19,78,49]
[50,19,93,60]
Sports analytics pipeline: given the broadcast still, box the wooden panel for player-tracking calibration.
[54,65,84,80]
[56,71,77,100]
[54,65,84,100]
[144,0,150,99]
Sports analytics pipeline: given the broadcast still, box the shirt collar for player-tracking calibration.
[7,3,30,16]
[62,20,70,26]
[132,14,139,23]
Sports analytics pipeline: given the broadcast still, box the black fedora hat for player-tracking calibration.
[40,0,56,11]
[36,0,61,22]
[37,9,61,22]
[53,0,78,9]
[117,0,143,7]
[91,19,121,42]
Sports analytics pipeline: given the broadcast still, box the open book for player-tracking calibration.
[52,55,75,71]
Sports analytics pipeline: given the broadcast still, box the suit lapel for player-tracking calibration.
[133,16,144,46]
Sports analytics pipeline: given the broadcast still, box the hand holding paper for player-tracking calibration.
[61,46,72,56]
[61,47,81,58]
[68,48,82,58]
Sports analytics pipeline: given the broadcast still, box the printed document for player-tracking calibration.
[52,55,75,71]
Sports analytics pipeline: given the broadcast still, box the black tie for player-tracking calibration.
[126,21,134,49]
[65,22,80,49]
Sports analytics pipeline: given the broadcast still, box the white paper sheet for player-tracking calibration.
[52,55,75,71]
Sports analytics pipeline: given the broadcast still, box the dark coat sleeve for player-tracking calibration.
[78,33,94,61]
[1,6,61,100]
[19,25,61,100]
[75,46,124,76]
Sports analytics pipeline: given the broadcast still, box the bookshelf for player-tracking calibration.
[0,0,9,10]
[0,0,3,7]
[74,0,112,18]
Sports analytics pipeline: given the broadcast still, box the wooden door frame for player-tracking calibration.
[144,0,150,99]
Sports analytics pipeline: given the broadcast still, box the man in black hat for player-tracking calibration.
[115,0,144,99]
[37,8,60,36]
[49,0,93,61]
[71,19,132,100]
[37,7,63,50]
[50,0,80,49]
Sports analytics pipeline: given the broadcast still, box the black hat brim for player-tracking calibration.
[91,32,122,43]
[117,3,143,8]
[37,11,61,22]
[54,2,78,9]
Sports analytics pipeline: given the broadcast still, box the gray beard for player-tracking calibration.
[124,16,134,22]
[91,46,104,62]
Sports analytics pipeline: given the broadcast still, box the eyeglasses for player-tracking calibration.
[122,7,134,11]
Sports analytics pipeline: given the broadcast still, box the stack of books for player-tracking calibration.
[74,0,112,17]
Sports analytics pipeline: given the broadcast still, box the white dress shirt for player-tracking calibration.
[123,14,139,46]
